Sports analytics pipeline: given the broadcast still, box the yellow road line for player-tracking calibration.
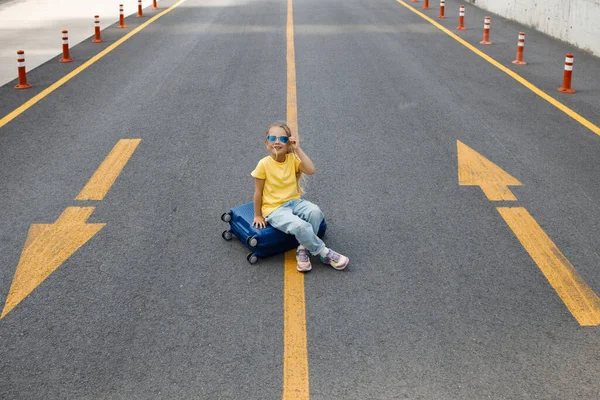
[76,139,141,200]
[283,0,309,398]
[0,0,187,131]
[286,0,299,140]
[396,0,600,137]
[283,251,309,399]
[497,207,600,326]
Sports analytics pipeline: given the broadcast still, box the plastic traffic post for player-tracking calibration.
[92,15,103,43]
[438,0,446,19]
[456,5,466,30]
[15,50,32,89]
[558,54,576,94]
[512,32,526,65]
[118,4,127,28]
[59,30,73,62]
[137,0,144,17]
[480,17,492,44]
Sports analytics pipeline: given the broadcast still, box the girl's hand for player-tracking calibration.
[252,216,266,229]
[289,136,300,150]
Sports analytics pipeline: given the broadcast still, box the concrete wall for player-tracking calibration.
[468,0,600,56]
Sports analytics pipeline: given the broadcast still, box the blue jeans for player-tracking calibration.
[265,199,326,255]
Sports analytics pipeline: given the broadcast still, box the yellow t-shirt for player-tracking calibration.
[251,154,301,217]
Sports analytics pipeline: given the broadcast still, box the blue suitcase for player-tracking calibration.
[221,201,327,264]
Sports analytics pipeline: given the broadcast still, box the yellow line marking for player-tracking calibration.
[286,0,299,140]
[457,140,522,201]
[0,0,187,131]
[396,0,600,137]
[283,0,309,398]
[76,139,141,200]
[283,251,309,399]
[497,207,600,326]
[1,207,105,319]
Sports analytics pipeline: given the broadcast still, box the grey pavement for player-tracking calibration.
[1,0,600,398]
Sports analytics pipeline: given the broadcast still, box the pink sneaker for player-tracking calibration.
[319,249,349,270]
[296,246,312,272]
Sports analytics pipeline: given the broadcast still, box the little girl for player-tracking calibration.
[251,122,349,272]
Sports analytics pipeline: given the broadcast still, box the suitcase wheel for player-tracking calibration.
[247,252,258,264]
[222,230,233,241]
[221,212,232,222]
[246,236,258,248]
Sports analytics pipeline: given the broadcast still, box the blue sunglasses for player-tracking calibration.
[266,135,289,144]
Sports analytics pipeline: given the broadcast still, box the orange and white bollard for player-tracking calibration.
[512,32,526,65]
[118,4,127,28]
[422,0,430,10]
[92,15,103,43]
[137,0,144,17]
[152,0,158,10]
[456,5,466,30]
[411,0,417,3]
[480,16,492,44]
[59,30,73,62]
[15,50,31,89]
[558,54,576,94]
[438,0,446,19]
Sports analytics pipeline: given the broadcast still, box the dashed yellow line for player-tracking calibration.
[396,0,600,137]
[0,0,187,131]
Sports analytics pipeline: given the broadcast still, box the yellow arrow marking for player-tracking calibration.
[76,139,141,201]
[498,207,600,326]
[1,207,105,319]
[457,140,522,201]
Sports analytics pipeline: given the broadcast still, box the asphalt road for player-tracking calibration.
[1,0,600,398]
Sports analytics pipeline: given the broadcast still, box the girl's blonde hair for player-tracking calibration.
[266,122,306,195]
